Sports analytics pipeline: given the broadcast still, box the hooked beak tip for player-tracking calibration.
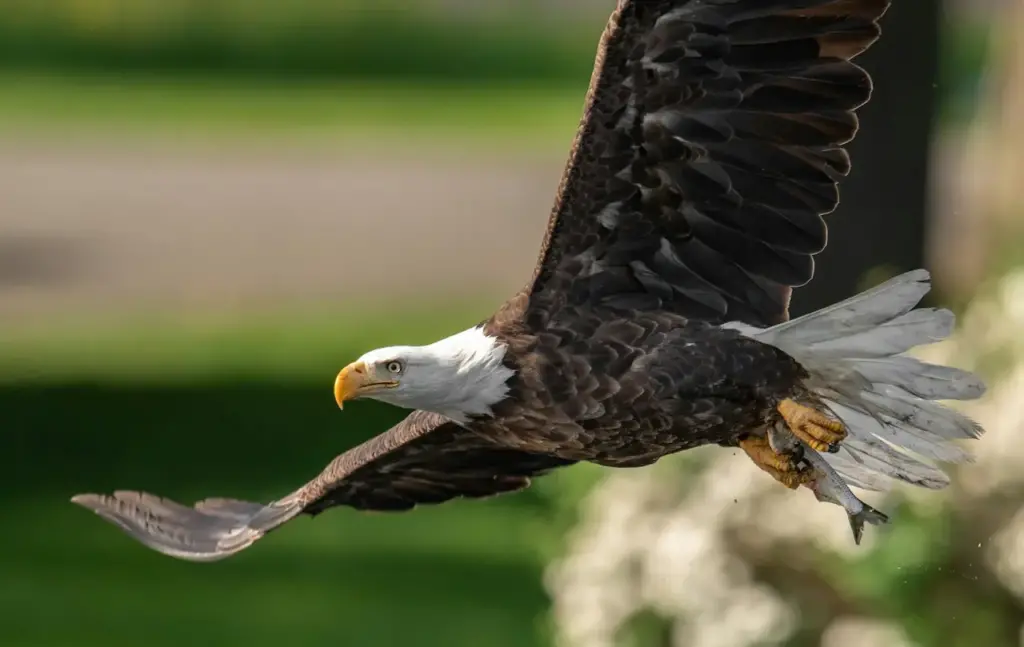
[334,363,359,409]
[333,360,398,409]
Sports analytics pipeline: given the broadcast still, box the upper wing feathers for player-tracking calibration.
[526,0,890,327]
[71,410,575,562]
[301,411,575,513]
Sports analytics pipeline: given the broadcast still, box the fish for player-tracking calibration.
[767,423,890,545]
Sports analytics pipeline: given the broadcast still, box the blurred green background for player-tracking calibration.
[4,2,1024,647]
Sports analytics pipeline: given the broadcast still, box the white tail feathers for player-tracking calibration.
[732,269,986,492]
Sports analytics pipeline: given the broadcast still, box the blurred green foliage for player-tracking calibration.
[0,73,586,149]
[939,14,994,126]
[0,1,599,84]
[0,1,991,128]
[822,499,1024,647]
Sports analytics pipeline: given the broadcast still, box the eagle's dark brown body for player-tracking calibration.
[71,0,894,561]
[482,295,809,467]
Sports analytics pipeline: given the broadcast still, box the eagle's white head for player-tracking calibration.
[333,326,515,424]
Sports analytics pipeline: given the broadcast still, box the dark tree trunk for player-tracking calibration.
[789,1,941,316]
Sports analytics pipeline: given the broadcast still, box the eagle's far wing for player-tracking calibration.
[525,0,890,328]
[71,410,575,562]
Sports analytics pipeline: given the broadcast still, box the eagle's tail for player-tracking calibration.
[738,269,986,491]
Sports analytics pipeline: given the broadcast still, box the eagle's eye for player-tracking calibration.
[385,360,404,375]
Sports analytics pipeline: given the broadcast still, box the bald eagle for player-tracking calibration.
[72,0,986,561]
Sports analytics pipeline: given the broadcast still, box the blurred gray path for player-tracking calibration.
[1,141,565,320]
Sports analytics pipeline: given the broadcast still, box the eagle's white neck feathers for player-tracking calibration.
[356,326,514,424]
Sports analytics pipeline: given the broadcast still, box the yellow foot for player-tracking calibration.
[739,435,815,490]
[777,399,846,453]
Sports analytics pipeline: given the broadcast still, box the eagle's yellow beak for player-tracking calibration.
[334,361,398,409]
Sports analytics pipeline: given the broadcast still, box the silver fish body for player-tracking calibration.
[768,424,890,545]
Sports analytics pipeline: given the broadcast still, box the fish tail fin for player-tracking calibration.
[848,502,890,545]
[747,269,986,493]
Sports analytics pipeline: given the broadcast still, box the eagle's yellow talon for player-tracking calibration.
[777,399,846,452]
[803,437,834,453]
[740,435,810,490]
[778,470,817,490]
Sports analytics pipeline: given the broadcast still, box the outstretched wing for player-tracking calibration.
[71,410,575,562]
[526,0,890,328]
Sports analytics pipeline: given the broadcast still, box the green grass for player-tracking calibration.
[7,490,558,647]
[7,497,554,647]
[0,72,587,150]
